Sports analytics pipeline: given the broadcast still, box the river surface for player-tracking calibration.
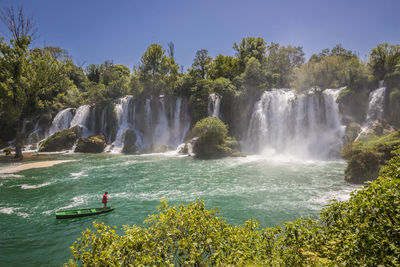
[0,152,357,266]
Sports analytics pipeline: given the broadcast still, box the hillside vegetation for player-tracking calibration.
[342,130,400,183]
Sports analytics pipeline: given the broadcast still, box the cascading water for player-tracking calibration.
[355,84,387,140]
[112,96,134,152]
[153,97,170,146]
[70,105,92,137]
[243,88,345,159]
[208,93,221,118]
[48,108,74,137]
[366,86,386,122]
[109,96,190,153]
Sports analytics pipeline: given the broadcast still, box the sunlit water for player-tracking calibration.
[0,153,358,266]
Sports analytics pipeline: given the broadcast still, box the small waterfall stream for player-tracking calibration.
[208,93,222,118]
[356,84,387,140]
[47,108,74,137]
[70,105,92,137]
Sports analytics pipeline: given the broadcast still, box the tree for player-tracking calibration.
[209,54,240,80]
[0,6,74,158]
[138,43,178,95]
[139,44,169,77]
[0,6,37,45]
[369,43,400,81]
[0,36,32,158]
[264,43,305,87]
[190,49,212,79]
[233,37,266,71]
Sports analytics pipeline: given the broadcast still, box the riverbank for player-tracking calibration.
[0,152,73,174]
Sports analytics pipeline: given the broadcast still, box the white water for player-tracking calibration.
[70,105,92,137]
[153,97,170,146]
[108,96,190,152]
[48,108,74,137]
[112,96,134,152]
[244,88,345,159]
[208,93,222,118]
[366,86,386,122]
[356,86,387,140]
[27,90,349,157]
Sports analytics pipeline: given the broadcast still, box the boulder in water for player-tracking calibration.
[122,130,137,154]
[75,135,106,153]
[39,126,82,152]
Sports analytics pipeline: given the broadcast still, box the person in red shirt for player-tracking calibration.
[102,192,109,209]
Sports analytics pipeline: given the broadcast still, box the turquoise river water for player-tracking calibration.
[0,152,358,266]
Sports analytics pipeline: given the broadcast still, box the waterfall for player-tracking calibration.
[355,85,387,140]
[24,95,190,154]
[171,97,191,148]
[243,88,345,159]
[48,108,74,136]
[112,96,134,152]
[366,86,386,122]
[153,97,170,146]
[70,105,92,137]
[208,93,221,118]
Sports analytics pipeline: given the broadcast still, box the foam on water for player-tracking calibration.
[70,172,88,179]
[0,174,24,179]
[20,182,53,189]
[58,194,93,210]
[0,206,30,218]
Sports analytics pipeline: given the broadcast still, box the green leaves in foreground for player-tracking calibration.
[67,147,400,266]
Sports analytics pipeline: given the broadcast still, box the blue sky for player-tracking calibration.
[1,0,399,70]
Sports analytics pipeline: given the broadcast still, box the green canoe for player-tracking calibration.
[55,207,115,219]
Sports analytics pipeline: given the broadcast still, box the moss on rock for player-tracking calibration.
[342,130,400,183]
[39,126,82,152]
[192,117,242,159]
[75,135,106,153]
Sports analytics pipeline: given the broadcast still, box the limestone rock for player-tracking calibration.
[39,126,82,152]
[75,135,106,153]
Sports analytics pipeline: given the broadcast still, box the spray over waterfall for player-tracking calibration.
[243,88,345,159]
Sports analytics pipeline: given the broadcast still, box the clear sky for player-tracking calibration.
[1,0,399,70]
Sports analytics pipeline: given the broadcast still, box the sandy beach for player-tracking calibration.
[0,160,74,174]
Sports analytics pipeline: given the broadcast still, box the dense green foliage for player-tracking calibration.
[342,130,400,183]
[192,117,239,159]
[66,146,400,266]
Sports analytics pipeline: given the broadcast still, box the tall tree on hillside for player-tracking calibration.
[0,6,71,158]
[0,6,37,158]
[209,55,240,80]
[138,43,178,95]
[369,43,400,81]
[190,49,212,79]
[0,6,37,44]
[233,37,266,71]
